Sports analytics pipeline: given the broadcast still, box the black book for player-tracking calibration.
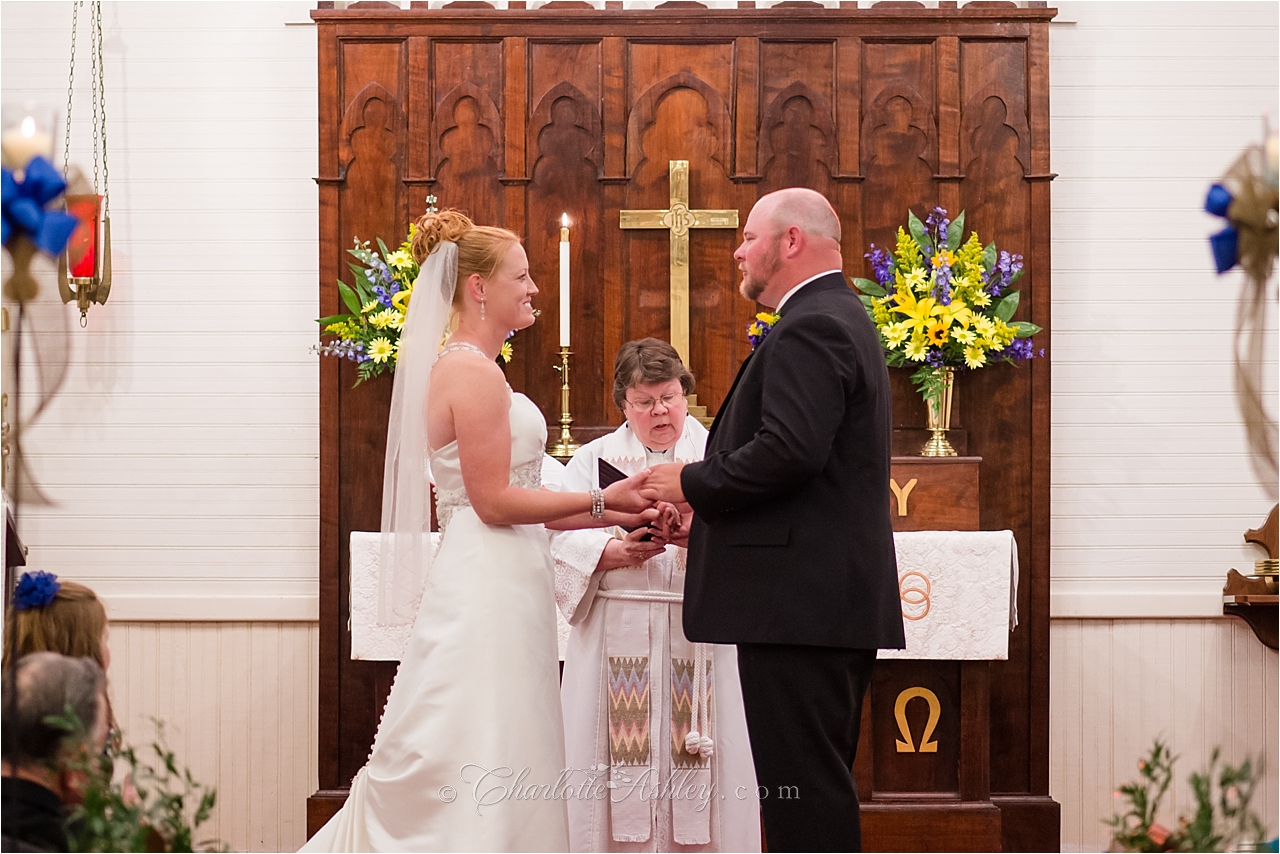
[597,458,651,537]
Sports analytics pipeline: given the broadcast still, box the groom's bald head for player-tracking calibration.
[735,188,846,308]
[761,188,841,244]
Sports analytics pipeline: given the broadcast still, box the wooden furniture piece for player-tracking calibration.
[1224,504,1278,650]
[890,457,980,533]
[311,4,1058,849]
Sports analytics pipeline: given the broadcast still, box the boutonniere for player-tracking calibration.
[746,312,780,350]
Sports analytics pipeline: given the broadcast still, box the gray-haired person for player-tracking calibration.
[2,651,109,853]
[550,338,760,852]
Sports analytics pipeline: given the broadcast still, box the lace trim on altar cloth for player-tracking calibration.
[434,458,543,534]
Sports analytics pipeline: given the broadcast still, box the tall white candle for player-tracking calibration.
[559,213,571,348]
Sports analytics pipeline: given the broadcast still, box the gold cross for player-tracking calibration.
[619,160,739,366]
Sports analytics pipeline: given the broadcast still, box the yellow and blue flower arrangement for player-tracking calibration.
[853,206,1042,400]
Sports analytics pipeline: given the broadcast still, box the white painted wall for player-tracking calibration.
[2,0,320,621]
[1047,4,1279,849]
[1052,618,1277,853]
[108,621,318,853]
[1049,1,1279,617]
[2,2,1277,851]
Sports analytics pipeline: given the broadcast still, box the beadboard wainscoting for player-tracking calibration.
[107,622,319,853]
[1051,618,1278,853]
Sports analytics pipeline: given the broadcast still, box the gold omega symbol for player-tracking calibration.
[894,687,941,753]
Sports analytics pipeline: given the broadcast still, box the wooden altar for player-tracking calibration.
[310,3,1058,850]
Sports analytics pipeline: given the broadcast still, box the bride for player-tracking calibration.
[303,210,655,852]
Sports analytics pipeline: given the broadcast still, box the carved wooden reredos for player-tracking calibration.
[314,2,1056,848]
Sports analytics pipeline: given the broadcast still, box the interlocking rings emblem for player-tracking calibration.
[898,570,932,621]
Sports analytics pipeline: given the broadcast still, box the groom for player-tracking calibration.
[643,188,905,852]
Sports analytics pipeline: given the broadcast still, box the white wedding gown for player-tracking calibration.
[303,392,571,852]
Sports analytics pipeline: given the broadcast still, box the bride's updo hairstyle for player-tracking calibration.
[411,209,522,310]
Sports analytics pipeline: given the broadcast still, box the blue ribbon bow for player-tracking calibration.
[1203,182,1239,274]
[1,155,79,255]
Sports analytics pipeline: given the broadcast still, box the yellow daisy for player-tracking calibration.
[953,328,978,346]
[368,337,394,364]
[904,335,929,362]
[970,290,992,308]
[964,345,987,369]
[386,249,414,270]
[903,269,929,292]
[370,308,398,330]
[882,322,910,349]
[361,300,379,314]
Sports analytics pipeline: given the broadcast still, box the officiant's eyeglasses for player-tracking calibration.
[625,392,685,413]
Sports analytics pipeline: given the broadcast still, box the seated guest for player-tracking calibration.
[1,651,109,852]
[4,571,116,737]
[550,338,760,852]
[3,571,112,673]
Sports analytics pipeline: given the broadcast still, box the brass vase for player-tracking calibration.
[920,367,957,457]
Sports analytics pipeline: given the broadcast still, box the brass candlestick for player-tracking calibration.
[550,346,580,458]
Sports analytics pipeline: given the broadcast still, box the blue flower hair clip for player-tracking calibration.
[12,570,61,610]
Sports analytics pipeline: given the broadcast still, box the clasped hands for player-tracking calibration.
[599,463,691,551]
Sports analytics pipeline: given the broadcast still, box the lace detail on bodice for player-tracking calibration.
[433,458,543,534]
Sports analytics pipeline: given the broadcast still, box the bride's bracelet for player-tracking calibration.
[589,488,606,520]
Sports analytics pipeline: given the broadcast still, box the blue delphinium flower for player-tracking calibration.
[925,347,945,368]
[925,206,950,246]
[864,244,894,286]
[368,255,395,288]
[1006,338,1043,362]
[932,264,952,306]
[13,571,60,610]
[982,268,1002,298]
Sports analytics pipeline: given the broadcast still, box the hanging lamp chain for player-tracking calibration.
[90,0,100,197]
[95,0,109,214]
[64,0,81,179]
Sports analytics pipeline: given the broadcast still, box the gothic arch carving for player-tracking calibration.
[528,82,603,177]
[431,81,504,177]
[860,84,937,175]
[625,71,732,177]
[339,82,403,180]
[961,91,1031,176]
[759,80,837,180]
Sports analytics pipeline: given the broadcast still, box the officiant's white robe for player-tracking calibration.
[550,420,760,853]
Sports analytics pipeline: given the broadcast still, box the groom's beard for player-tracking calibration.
[739,243,781,303]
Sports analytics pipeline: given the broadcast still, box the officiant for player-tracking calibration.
[550,338,760,853]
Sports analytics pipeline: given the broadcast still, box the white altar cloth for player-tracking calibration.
[348,531,441,661]
[352,527,1017,662]
[879,529,1019,661]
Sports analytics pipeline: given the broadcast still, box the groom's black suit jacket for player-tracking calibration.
[681,272,906,650]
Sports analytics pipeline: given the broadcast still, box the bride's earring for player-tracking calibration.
[480,298,487,321]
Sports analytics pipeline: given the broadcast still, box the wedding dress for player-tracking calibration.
[302,390,571,852]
